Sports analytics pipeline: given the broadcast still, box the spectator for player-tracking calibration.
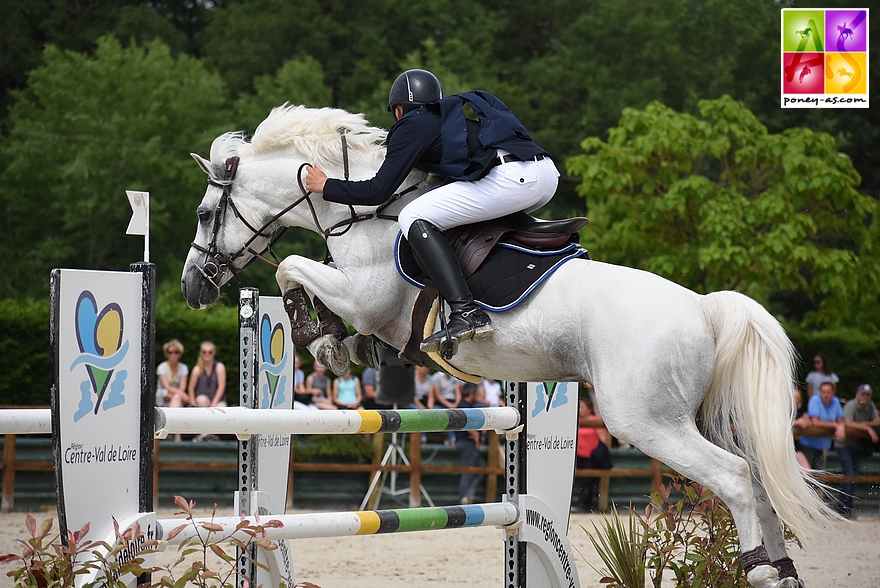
[188,341,227,408]
[574,398,612,512]
[188,341,226,442]
[156,339,189,442]
[304,361,336,410]
[805,353,839,397]
[429,372,462,409]
[332,367,363,409]
[836,384,880,517]
[791,388,812,469]
[478,377,503,407]
[799,381,845,470]
[430,372,462,445]
[292,353,319,410]
[456,383,486,504]
[411,365,433,409]
[361,367,380,409]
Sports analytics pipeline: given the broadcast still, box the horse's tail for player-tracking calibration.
[699,291,840,540]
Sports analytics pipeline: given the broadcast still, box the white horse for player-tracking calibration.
[181,104,839,588]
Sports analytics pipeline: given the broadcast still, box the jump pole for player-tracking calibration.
[43,277,581,588]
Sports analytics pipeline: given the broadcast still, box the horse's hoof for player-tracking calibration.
[311,336,351,376]
[347,334,380,370]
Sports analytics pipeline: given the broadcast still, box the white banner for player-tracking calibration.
[255,296,294,509]
[53,269,154,586]
[525,381,578,534]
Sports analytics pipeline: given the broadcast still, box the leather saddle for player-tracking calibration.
[443,212,589,278]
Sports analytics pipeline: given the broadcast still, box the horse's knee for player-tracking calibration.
[275,258,302,291]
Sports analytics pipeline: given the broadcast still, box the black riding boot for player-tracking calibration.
[407,220,493,358]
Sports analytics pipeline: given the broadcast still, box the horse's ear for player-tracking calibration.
[191,153,223,180]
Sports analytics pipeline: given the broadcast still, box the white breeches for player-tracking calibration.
[398,153,560,236]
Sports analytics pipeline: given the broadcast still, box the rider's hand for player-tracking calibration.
[306,165,327,193]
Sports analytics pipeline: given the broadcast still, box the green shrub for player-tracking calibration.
[0,299,51,405]
[0,295,240,406]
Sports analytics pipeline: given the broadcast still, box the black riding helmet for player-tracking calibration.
[387,69,444,113]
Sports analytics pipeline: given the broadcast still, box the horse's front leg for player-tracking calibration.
[276,255,371,376]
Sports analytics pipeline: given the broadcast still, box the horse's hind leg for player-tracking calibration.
[752,479,805,586]
[609,420,794,588]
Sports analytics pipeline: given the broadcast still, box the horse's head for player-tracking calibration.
[181,152,279,308]
[181,104,389,309]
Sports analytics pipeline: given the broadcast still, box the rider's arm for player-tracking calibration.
[321,112,440,206]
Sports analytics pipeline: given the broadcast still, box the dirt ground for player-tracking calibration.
[0,508,877,587]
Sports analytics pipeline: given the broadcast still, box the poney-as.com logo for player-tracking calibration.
[781,8,869,108]
[70,291,130,421]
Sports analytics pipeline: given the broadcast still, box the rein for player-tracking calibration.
[190,131,418,291]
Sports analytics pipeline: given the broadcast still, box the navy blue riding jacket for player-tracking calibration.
[322,91,548,207]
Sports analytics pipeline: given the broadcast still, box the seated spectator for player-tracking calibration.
[478,377,503,407]
[293,354,319,410]
[805,353,839,397]
[456,383,487,504]
[411,365,433,409]
[332,367,362,410]
[799,381,844,470]
[574,398,612,512]
[791,387,812,469]
[430,372,462,445]
[429,372,462,409]
[304,361,337,410]
[836,384,880,517]
[156,339,189,442]
[361,367,380,410]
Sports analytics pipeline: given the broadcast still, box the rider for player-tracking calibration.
[305,69,559,357]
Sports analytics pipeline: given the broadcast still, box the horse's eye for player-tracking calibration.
[198,209,211,222]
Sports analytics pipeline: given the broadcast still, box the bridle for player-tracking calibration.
[190,130,418,292]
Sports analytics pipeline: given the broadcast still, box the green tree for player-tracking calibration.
[567,96,877,328]
[233,55,333,131]
[0,36,232,298]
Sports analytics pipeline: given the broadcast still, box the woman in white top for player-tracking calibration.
[156,339,189,442]
[805,353,839,397]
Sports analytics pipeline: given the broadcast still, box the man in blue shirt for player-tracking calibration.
[799,381,845,470]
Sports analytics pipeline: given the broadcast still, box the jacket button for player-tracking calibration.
[520,178,525,183]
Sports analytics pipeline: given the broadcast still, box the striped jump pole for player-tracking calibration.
[157,502,518,544]
[154,406,520,438]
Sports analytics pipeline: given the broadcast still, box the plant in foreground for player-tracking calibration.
[0,514,155,587]
[1,496,322,588]
[586,476,800,588]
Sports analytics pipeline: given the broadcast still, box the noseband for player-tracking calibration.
[190,135,416,292]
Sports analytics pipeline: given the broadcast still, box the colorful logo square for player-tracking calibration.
[825,52,867,94]
[781,8,869,108]
[782,9,825,52]
[825,10,868,52]
[783,53,824,94]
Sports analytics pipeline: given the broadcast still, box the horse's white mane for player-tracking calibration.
[210,104,388,170]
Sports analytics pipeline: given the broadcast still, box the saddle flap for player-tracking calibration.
[502,211,589,234]
[447,224,514,279]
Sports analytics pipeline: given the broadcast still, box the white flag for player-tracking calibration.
[126,191,149,236]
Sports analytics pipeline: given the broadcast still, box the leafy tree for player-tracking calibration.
[0,36,232,298]
[199,0,502,107]
[233,55,333,131]
[567,96,877,328]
